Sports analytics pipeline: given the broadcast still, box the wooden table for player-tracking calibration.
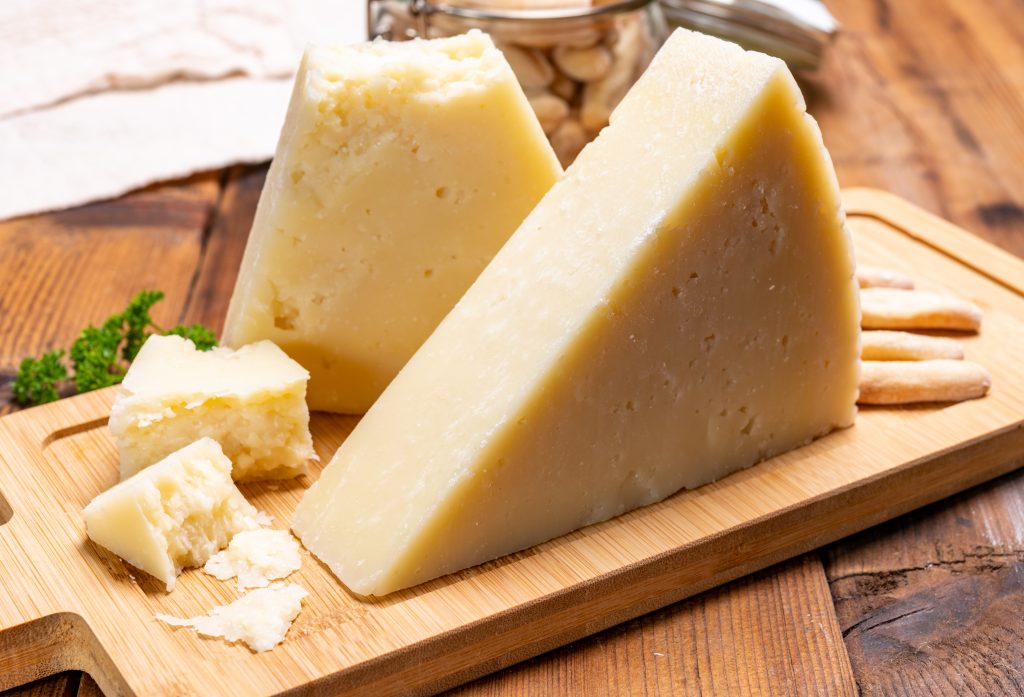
[3,0,1022,694]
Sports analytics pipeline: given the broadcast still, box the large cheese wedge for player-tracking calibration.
[222,31,562,413]
[292,29,861,596]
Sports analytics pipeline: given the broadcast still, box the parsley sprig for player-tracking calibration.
[10,290,217,407]
[12,350,68,406]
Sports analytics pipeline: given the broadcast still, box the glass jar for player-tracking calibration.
[368,0,668,165]
[657,0,836,70]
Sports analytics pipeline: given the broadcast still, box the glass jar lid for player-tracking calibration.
[409,0,654,22]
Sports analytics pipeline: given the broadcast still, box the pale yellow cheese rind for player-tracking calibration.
[222,31,562,413]
[293,29,860,596]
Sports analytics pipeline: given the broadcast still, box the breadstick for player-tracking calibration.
[856,265,915,289]
[860,330,965,361]
[858,360,991,404]
[860,288,982,332]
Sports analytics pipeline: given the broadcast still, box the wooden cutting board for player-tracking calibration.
[1,189,1022,697]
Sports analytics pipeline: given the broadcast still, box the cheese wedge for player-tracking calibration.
[292,29,861,596]
[84,438,262,591]
[222,31,562,413]
[109,335,314,481]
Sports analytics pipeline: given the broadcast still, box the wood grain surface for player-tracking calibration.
[0,174,221,415]
[443,555,857,697]
[827,474,1024,695]
[1,0,1022,693]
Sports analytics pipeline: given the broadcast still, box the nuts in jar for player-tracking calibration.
[368,0,667,166]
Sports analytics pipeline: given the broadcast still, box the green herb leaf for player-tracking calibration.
[70,322,126,393]
[11,289,218,406]
[11,350,68,406]
[166,324,218,351]
[120,289,165,361]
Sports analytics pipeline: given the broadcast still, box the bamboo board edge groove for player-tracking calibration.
[842,187,1024,295]
[1,189,1023,697]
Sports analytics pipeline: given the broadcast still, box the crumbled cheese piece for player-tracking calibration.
[156,584,308,652]
[203,529,302,590]
[83,438,262,591]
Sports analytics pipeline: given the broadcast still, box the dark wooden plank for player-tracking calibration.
[0,174,222,416]
[1,674,77,697]
[179,166,265,335]
[808,0,1024,257]
[73,676,100,697]
[826,470,1024,695]
[447,556,856,697]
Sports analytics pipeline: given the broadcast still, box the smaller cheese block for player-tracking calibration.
[83,438,262,591]
[109,335,314,481]
[156,583,308,652]
[222,30,562,414]
[204,529,302,591]
[292,29,860,596]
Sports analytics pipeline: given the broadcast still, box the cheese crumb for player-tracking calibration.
[203,529,302,590]
[156,583,308,652]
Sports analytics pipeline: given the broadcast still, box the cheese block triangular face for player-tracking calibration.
[222,31,562,414]
[292,29,860,597]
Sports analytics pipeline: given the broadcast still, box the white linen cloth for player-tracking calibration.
[0,0,366,220]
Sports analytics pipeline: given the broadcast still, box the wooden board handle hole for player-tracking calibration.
[41,418,111,451]
[0,489,10,526]
[0,612,128,696]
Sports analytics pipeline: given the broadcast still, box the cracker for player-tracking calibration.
[860,330,965,361]
[856,265,915,289]
[858,360,991,404]
[860,288,982,332]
